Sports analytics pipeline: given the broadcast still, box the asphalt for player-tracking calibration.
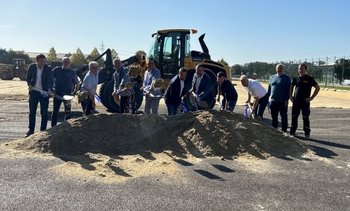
[0,99,349,210]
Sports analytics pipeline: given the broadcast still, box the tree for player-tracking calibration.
[334,59,350,84]
[71,48,87,69]
[47,47,57,63]
[87,47,104,66]
[111,49,119,60]
[231,64,242,76]
[0,48,32,64]
[218,58,229,66]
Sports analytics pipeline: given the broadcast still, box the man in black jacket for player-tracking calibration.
[164,67,187,115]
[290,63,320,139]
[191,64,215,109]
[217,71,238,111]
[26,54,53,137]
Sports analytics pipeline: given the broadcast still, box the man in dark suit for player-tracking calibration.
[191,64,215,109]
[164,67,187,115]
[26,54,53,137]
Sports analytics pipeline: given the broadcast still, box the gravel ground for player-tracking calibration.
[0,98,349,210]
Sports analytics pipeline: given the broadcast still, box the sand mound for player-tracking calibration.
[13,110,307,159]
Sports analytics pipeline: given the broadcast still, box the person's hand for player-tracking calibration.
[285,100,289,107]
[251,113,255,119]
[305,97,313,102]
[48,90,54,97]
[195,95,201,103]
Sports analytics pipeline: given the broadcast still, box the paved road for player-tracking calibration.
[0,99,349,210]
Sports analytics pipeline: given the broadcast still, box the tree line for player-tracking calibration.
[0,47,119,69]
[1,47,349,83]
[0,49,32,64]
[229,60,350,83]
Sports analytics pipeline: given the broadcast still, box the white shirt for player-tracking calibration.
[192,73,203,93]
[247,79,267,99]
[81,71,99,95]
[33,65,43,91]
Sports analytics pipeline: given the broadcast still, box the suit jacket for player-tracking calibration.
[164,75,185,106]
[26,63,53,91]
[192,73,214,101]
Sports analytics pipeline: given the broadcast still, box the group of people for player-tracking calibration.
[25,54,319,140]
[240,63,320,139]
[26,54,79,137]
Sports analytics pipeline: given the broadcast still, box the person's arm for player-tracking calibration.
[306,84,320,102]
[252,96,260,116]
[197,75,213,99]
[46,66,54,95]
[72,70,80,94]
[26,65,33,91]
[112,72,118,94]
[284,77,291,107]
[289,84,295,103]
[246,93,251,104]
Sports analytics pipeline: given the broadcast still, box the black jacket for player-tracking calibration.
[26,63,53,91]
[164,75,185,106]
[192,73,214,102]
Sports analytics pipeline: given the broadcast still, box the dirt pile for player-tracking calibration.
[13,110,307,159]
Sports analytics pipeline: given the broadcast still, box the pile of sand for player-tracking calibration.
[13,110,307,159]
[5,110,309,182]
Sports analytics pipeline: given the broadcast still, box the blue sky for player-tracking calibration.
[0,0,349,65]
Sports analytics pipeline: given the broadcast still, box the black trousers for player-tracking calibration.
[28,91,49,132]
[269,101,288,132]
[81,99,94,115]
[290,100,311,135]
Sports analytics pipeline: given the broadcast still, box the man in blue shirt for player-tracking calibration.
[268,64,291,132]
[112,58,128,107]
[142,58,161,114]
[51,57,79,126]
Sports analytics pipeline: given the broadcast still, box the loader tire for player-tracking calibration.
[99,80,120,113]
[0,69,15,80]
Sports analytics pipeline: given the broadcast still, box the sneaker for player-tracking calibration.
[25,130,34,137]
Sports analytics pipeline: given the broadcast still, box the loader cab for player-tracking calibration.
[148,30,191,79]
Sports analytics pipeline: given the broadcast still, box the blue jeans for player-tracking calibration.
[166,103,178,115]
[144,95,160,114]
[28,91,49,132]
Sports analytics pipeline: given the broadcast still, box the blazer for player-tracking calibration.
[164,75,185,106]
[192,73,214,101]
[26,63,53,91]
